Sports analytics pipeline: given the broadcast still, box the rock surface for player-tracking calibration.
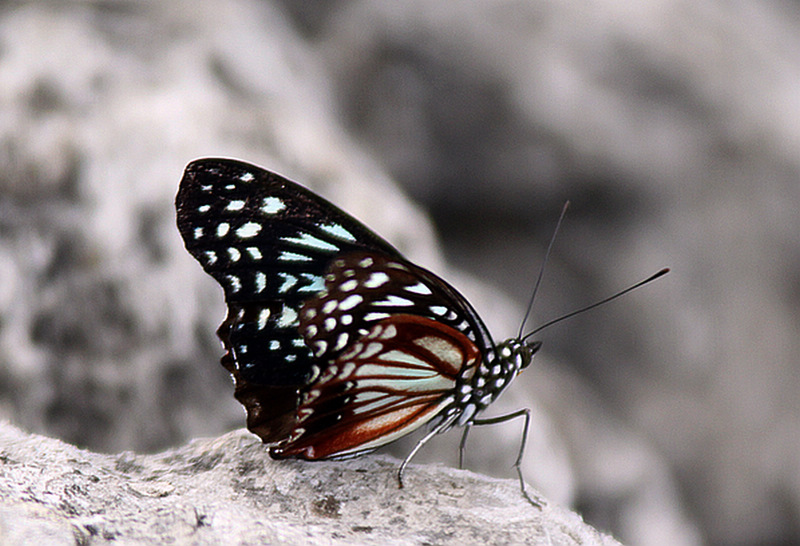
[0,422,619,545]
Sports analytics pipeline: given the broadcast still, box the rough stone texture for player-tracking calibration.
[0,422,620,545]
[1,1,797,545]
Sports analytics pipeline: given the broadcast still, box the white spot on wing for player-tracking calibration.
[278,251,312,262]
[278,306,298,328]
[255,272,267,293]
[414,336,461,366]
[352,391,384,404]
[246,247,263,260]
[298,273,324,292]
[334,333,349,351]
[460,403,477,424]
[281,232,340,252]
[261,197,285,214]
[319,223,356,242]
[359,342,383,359]
[364,272,390,289]
[198,204,211,213]
[226,200,246,211]
[226,275,241,293]
[216,222,230,237]
[240,172,255,182]
[338,294,363,311]
[278,273,297,293]
[379,324,397,340]
[193,227,204,239]
[339,279,358,292]
[259,309,271,331]
[364,312,390,321]
[228,247,241,262]
[236,222,262,238]
[405,282,432,295]
[372,295,414,307]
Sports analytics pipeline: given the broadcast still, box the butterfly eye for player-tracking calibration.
[521,340,542,369]
[497,339,536,371]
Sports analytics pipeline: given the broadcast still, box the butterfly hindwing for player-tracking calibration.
[271,314,481,460]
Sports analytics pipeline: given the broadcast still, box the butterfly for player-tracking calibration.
[176,158,667,505]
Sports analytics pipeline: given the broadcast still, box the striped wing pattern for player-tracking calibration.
[271,314,480,460]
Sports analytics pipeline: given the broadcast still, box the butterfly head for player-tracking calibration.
[496,337,542,375]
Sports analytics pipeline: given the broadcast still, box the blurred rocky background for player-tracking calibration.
[1,2,798,545]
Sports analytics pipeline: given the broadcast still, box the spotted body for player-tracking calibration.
[176,158,540,468]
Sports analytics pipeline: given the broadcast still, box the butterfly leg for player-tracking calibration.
[397,418,453,489]
[458,424,472,469]
[471,408,546,508]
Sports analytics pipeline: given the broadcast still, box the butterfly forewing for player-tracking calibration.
[177,159,401,386]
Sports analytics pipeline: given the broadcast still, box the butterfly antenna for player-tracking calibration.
[522,268,670,341]
[517,201,570,339]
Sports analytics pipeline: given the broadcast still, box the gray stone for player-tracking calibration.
[0,422,620,545]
